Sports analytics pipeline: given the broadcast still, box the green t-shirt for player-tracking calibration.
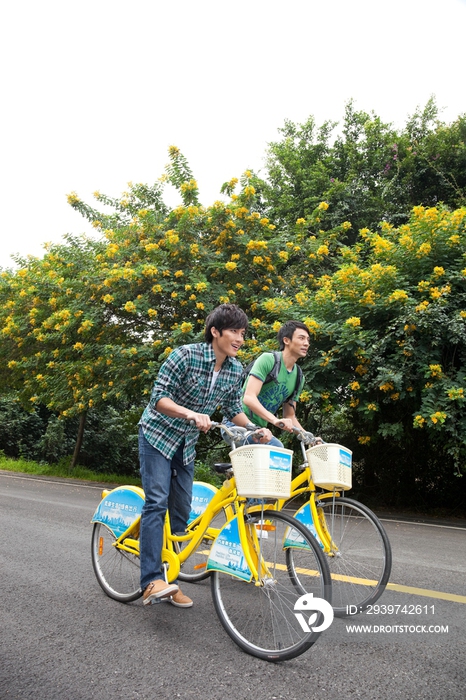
[242,352,305,427]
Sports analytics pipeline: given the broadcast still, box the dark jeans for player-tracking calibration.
[138,428,194,591]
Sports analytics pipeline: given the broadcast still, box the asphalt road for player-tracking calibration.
[0,471,465,700]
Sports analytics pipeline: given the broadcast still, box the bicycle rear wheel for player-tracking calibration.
[316,496,392,617]
[210,510,332,662]
[91,522,142,602]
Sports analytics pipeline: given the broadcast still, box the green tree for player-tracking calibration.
[260,98,466,242]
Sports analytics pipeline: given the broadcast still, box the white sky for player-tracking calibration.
[1,0,465,269]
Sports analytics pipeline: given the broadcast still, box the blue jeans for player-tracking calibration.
[221,420,284,448]
[138,428,194,591]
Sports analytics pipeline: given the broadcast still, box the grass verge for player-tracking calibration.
[0,453,141,486]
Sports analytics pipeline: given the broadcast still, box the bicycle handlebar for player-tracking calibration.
[187,419,262,443]
[275,421,321,446]
[188,419,321,446]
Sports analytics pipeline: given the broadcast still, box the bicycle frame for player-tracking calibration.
[93,466,271,585]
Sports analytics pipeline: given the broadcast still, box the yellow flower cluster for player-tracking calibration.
[429,364,442,377]
[78,319,94,332]
[361,290,376,306]
[415,300,429,312]
[165,231,180,245]
[447,387,464,400]
[246,240,268,252]
[345,317,361,328]
[263,298,292,313]
[430,411,447,424]
[67,192,80,205]
[295,292,308,305]
[417,242,432,257]
[358,436,371,445]
[371,235,394,255]
[388,289,409,303]
[180,179,198,193]
[379,382,394,392]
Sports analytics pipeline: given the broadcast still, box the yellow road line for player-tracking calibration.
[200,552,466,605]
[385,582,466,604]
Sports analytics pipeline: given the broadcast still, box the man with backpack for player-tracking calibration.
[223,320,311,447]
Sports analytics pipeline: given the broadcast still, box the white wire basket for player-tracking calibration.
[229,445,293,499]
[306,443,352,491]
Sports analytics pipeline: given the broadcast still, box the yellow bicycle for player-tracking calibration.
[178,425,392,618]
[90,424,332,662]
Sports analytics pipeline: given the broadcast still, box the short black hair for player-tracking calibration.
[277,320,310,350]
[204,304,249,343]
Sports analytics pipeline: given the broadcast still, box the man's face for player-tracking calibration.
[212,327,246,358]
[284,328,310,358]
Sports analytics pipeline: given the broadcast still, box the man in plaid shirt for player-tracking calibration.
[138,304,272,608]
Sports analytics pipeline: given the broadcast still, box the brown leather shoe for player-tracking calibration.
[143,580,179,606]
[169,588,193,608]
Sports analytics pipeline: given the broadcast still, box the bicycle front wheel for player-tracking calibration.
[91,522,142,603]
[316,496,392,617]
[210,510,332,662]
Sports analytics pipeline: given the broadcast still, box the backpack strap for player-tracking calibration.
[244,351,303,403]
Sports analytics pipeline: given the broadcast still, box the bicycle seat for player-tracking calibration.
[214,463,232,474]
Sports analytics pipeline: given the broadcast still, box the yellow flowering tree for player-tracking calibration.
[284,205,466,505]
[65,149,321,370]
[0,236,155,468]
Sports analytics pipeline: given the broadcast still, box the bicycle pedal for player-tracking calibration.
[147,597,168,605]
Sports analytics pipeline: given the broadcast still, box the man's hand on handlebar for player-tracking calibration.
[185,411,212,433]
[274,418,295,433]
[250,427,273,444]
[300,430,324,446]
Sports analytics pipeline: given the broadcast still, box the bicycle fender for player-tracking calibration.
[291,503,324,549]
[91,485,145,538]
[187,481,218,525]
[206,514,253,582]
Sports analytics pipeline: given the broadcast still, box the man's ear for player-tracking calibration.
[282,336,290,347]
[210,326,219,339]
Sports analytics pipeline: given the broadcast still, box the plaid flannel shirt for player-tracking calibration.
[139,342,244,463]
